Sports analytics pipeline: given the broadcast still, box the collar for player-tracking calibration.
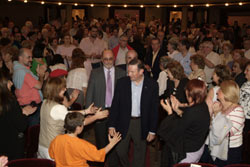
[103,66,114,73]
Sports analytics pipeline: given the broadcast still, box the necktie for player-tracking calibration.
[106,70,112,107]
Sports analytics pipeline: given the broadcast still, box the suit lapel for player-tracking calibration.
[127,77,132,113]
[101,67,106,91]
[140,77,148,110]
[114,67,119,85]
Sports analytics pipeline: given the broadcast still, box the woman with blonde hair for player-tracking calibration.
[209,80,245,166]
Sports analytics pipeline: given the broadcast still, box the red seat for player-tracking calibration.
[173,163,217,167]
[224,164,250,167]
[7,158,55,167]
[25,125,40,158]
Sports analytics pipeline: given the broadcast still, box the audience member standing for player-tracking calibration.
[108,28,119,49]
[79,26,107,69]
[0,72,36,160]
[13,48,46,126]
[202,41,222,86]
[173,39,192,76]
[240,61,250,132]
[56,34,76,69]
[112,35,133,66]
[145,38,165,80]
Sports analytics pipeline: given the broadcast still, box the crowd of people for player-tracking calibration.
[0,15,249,167]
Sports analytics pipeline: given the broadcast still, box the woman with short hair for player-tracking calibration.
[38,77,108,159]
[189,54,206,81]
[162,61,189,103]
[159,79,210,166]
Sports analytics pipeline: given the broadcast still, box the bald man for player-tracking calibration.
[116,50,138,71]
[13,48,46,126]
[86,49,126,166]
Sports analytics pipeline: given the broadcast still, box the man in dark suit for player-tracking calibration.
[145,37,166,80]
[108,58,159,167]
[86,49,126,166]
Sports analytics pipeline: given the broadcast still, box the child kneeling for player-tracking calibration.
[49,112,121,167]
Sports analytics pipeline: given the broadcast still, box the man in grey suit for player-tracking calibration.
[86,49,126,166]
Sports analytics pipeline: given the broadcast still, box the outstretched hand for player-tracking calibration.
[108,132,122,146]
[95,108,109,120]
[85,103,98,115]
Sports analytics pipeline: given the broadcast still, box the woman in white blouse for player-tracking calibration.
[67,48,89,109]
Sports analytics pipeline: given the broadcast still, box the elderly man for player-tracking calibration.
[202,41,222,85]
[13,48,46,126]
[116,50,138,71]
[112,35,133,66]
[86,49,126,167]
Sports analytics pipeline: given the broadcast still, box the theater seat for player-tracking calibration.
[224,164,250,167]
[173,163,217,167]
[7,158,55,167]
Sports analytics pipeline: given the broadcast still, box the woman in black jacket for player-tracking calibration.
[158,79,210,166]
[0,72,36,160]
[162,61,189,103]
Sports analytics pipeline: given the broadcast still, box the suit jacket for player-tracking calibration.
[116,64,127,71]
[145,48,165,80]
[85,66,126,109]
[108,76,159,140]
